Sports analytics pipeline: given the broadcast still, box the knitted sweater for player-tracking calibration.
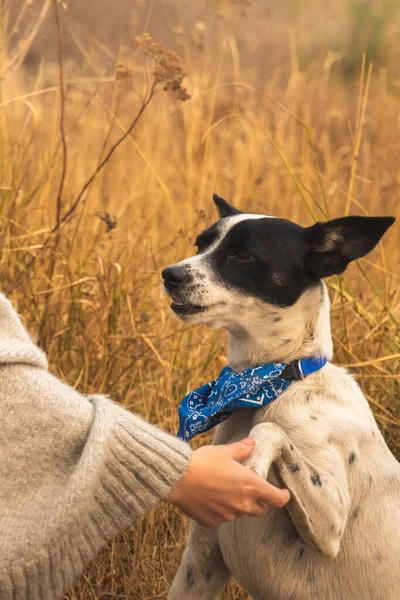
[0,294,191,599]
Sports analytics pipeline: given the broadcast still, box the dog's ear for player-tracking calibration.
[213,193,242,218]
[305,216,395,278]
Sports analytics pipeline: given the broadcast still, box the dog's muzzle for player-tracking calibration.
[162,264,206,316]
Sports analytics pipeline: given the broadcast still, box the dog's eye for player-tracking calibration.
[230,251,253,263]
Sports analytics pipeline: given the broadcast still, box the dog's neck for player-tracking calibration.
[226,282,333,372]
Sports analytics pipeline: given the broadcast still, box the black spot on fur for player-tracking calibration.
[290,444,294,451]
[350,506,360,522]
[304,323,315,342]
[310,415,318,421]
[331,525,335,532]
[261,532,269,545]
[283,523,301,546]
[327,435,335,444]
[273,316,281,322]
[311,473,322,486]
[290,463,300,473]
[297,547,305,560]
[349,452,356,465]
[186,567,195,589]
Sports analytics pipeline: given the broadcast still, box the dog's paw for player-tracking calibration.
[242,423,284,479]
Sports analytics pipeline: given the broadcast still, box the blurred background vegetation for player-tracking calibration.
[0,0,399,598]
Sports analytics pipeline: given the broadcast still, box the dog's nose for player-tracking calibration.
[162,265,190,286]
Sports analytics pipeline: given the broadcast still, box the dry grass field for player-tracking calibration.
[1,0,400,598]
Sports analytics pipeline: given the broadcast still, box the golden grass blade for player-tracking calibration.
[341,353,400,368]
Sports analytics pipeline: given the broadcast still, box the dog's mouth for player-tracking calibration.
[170,297,208,316]
[166,289,211,316]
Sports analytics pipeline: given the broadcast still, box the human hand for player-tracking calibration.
[165,437,290,527]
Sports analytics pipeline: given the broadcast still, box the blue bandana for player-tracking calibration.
[177,357,327,441]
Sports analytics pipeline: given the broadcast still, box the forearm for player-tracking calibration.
[0,365,191,598]
[86,394,192,515]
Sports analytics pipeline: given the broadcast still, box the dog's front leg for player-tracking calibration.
[244,423,350,558]
[168,520,231,600]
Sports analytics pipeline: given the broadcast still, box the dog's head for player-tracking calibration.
[162,194,394,327]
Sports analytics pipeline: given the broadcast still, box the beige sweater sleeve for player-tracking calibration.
[0,295,191,600]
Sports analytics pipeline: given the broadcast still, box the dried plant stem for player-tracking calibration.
[54,0,67,229]
[38,1,68,343]
[11,81,158,295]
[345,58,373,215]
[55,81,157,233]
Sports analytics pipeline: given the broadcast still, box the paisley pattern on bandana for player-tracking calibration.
[177,357,327,441]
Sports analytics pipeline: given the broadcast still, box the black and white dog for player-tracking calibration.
[162,195,400,600]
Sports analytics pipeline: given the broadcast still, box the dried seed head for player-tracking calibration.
[115,63,132,80]
[96,213,118,233]
[135,34,191,101]
[146,42,165,57]
[177,87,191,101]
[135,33,152,48]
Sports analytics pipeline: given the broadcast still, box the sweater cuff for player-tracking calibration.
[89,395,191,519]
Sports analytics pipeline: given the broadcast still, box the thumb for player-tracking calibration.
[224,437,256,462]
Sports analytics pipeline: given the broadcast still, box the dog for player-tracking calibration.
[162,194,400,600]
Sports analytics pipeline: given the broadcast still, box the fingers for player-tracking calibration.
[246,501,270,518]
[223,437,256,461]
[256,479,290,508]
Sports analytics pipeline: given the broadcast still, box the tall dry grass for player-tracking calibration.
[0,1,399,598]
